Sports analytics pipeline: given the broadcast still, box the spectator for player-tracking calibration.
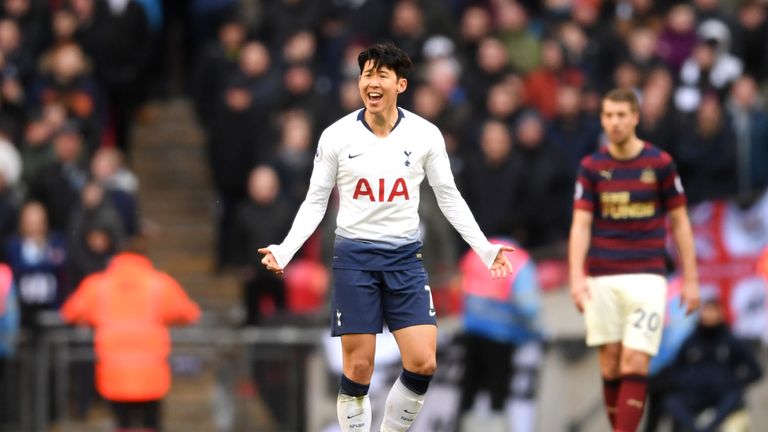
[463,36,513,108]
[637,68,678,154]
[662,299,762,432]
[731,0,768,83]
[656,4,698,74]
[388,0,427,66]
[546,84,600,181]
[191,17,246,130]
[5,201,68,330]
[72,0,152,152]
[30,42,104,152]
[726,75,768,194]
[50,6,79,45]
[19,111,56,186]
[0,50,26,144]
[510,111,571,249]
[675,19,743,113]
[271,110,314,211]
[496,0,540,75]
[459,119,517,238]
[523,38,584,120]
[67,182,125,282]
[89,147,140,236]
[231,166,292,325]
[456,4,492,61]
[456,238,541,432]
[61,239,201,432]
[28,122,88,232]
[673,94,738,204]
[0,18,35,86]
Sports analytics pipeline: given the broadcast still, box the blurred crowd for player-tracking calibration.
[0,0,765,341]
[189,0,768,323]
[0,0,758,326]
[0,0,149,335]
[0,0,763,429]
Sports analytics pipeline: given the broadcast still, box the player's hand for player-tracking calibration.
[570,274,590,314]
[490,245,515,279]
[258,247,284,276]
[680,279,700,316]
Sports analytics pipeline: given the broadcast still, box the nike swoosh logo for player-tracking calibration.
[349,153,364,159]
[347,411,364,419]
[404,409,418,415]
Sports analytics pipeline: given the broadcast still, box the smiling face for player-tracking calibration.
[358,60,407,116]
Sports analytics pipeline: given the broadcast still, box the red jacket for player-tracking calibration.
[61,253,200,401]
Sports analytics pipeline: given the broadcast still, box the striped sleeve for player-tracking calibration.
[574,157,596,212]
[658,152,686,210]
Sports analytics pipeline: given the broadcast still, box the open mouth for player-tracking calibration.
[368,92,383,102]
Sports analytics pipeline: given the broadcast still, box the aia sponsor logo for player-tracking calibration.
[353,178,410,201]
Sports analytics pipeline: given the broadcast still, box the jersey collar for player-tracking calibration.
[357,108,405,135]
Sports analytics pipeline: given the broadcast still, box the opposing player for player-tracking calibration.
[258,43,514,432]
[569,88,700,432]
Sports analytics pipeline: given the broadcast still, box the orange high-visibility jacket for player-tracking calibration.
[61,253,201,401]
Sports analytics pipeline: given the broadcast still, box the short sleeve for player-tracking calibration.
[659,154,687,210]
[424,126,454,187]
[309,130,338,188]
[573,158,596,213]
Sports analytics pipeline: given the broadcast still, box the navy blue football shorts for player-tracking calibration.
[330,267,437,336]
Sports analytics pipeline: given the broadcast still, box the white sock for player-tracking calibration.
[379,377,426,432]
[337,393,371,431]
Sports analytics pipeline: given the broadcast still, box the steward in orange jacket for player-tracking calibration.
[61,252,200,403]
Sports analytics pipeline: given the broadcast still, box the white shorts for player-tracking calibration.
[583,273,667,356]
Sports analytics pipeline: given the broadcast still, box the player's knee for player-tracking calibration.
[345,356,375,382]
[407,356,436,376]
[620,349,650,375]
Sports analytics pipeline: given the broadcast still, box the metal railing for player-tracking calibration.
[3,324,328,432]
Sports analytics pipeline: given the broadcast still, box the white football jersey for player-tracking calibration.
[311,108,453,244]
[268,107,500,270]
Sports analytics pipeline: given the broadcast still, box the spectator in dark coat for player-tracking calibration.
[726,75,768,194]
[191,17,246,130]
[232,165,293,325]
[663,299,762,432]
[459,119,517,239]
[673,94,738,204]
[72,0,151,152]
[546,84,600,182]
[510,111,571,249]
[28,122,88,232]
[67,182,126,280]
[90,147,140,236]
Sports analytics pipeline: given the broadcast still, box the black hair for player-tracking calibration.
[357,42,413,79]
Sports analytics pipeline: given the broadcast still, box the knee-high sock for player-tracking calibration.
[615,374,647,432]
[603,377,621,429]
[338,375,371,432]
[379,372,431,432]
[338,393,371,431]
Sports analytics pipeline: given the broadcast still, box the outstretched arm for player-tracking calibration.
[259,182,333,274]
